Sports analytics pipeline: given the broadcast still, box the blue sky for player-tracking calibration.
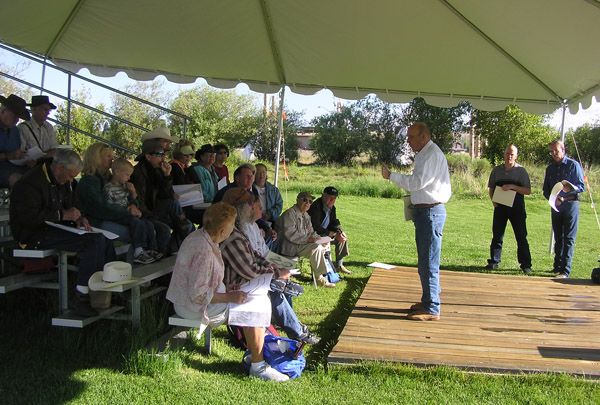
[2,48,599,131]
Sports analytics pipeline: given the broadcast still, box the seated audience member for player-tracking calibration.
[213,163,256,202]
[308,186,351,274]
[131,137,193,246]
[189,144,219,203]
[213,143,230,184]
[167,202,289,382]
[104,158,165,264]
[18,95,59,163]
[77,143,170,257]
[276,192,335,288]
[10,149,116,316]
[170,140,195,185]
[254,163,283,226]
[140,127,179,159]
[0,94,28,187]
[238,192,320,344]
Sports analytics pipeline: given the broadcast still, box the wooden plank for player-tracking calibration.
[51,306,124,328]
[0,272,57,293]
[328,266,600,377]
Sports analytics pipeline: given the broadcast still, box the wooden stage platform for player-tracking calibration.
[328,266,600,377]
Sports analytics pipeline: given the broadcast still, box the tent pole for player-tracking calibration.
[559,103,567,142]
[273,86,286,188]
[40,57,48,95]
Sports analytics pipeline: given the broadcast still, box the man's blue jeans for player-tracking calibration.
[269,291,303,339]
[413,204,446,315]
[551,201,579,276]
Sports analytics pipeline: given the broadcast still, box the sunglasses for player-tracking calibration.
[301,197,313,204]
[150,152,165,157]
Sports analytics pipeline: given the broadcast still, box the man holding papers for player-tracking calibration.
[486,144,532,274]
[542,140,585,279]
[10,149,116,316]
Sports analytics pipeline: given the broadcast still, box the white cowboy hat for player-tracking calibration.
[140,127,180,143]
[88,261,138,291]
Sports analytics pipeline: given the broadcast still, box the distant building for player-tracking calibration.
[296,126,316,150]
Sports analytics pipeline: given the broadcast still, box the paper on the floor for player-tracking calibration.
[367,262,397,270]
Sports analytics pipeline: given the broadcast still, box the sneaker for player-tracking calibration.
[406,310,440,321]
[554,273,569,279]
[298,324,321,344]
[148,250,164,261]
[337,264,352,274]
[134,250,157,265]
[522,267,532,275]
[484,263,498,270]
[71,292,98,317]
[317,275,336,288]
[249,363,289,382]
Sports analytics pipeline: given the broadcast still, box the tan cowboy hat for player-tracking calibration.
[88,261,138,291]
[140,127,180,143]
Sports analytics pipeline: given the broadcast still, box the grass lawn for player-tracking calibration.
[1,192,599,404]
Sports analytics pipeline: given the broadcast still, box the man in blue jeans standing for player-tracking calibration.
[542,140,585,279]
[382,122,451,321]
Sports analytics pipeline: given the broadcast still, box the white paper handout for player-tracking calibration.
[367,262,397,270]
[492,186,516,207]
[266,251,298,269]
[315,236,332,244]
[228,273,273,327]
[9,146,46,166]
[45,221,119,240]
[403,195,414,221]
[548,181,576,212]
[173,184,204,207]
[217,176,228,190]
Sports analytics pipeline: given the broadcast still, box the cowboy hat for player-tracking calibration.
[0,94,31,120]
[28,95,57,109]
[140,127,180,143]
[88,261,138,291]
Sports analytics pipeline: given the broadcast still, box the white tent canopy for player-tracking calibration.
[2,0,600,114]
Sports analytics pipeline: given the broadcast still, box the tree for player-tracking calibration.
[54,88,107,155]
[356,96,406,164]
[104,81,170,153]
[170,86,260,149]
[311,106,368,164]
[565,124,600,170]
[401,97,471,153]
[0,61,33,101]
[474,105,558,164]
[252,110,300,162]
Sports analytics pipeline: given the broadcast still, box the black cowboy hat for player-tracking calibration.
[0,94,30,120]
[28,95,57,109]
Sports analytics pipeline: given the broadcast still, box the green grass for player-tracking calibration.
[2,163,600,404]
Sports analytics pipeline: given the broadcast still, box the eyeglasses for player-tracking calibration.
[301,197,313,204]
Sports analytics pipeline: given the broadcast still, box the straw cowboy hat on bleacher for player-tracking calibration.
[88,261,138,291]
[141,127,180,143]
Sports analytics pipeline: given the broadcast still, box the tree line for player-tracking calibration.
[2,70,598,167]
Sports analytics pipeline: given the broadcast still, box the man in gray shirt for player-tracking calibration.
[485,144,532,274]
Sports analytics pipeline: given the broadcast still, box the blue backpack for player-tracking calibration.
[243,334,306,379]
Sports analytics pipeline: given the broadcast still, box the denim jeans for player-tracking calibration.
[268,291,303,339]
[551,201,579,276]
[413,204,446,315]
[36,228,116,287]
[488,204,531,269]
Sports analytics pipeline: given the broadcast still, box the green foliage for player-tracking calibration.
[103,81,170,153]
[474,105,558,164]
[0,61,33,100]
[357,96,407,164]
[54,88,107,155]
[311,106,368,164]
[123,348,183,377]
[565,124,600,170]
[251,110,300,162]
[401,98,472,153]
[170,85,260,148]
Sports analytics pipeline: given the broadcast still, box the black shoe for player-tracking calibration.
[484,263,498,270]
[521,267,532,275]
[298,324,321,344]
[71,292,98,317]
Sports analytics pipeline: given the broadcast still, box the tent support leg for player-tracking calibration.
[274,85,286,187]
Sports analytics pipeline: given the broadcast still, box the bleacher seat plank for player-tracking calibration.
[0,272,57,293]
[52,306,125,328]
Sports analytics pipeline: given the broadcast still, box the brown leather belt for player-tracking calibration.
[413,202,442,209]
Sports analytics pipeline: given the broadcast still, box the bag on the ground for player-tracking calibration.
[592,267,600,284]
[324,256,341,283]
[243,334,306,379]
